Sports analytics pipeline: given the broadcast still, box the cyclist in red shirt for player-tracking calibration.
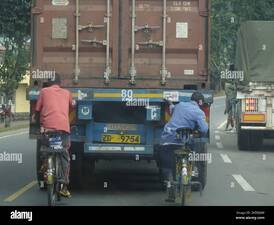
[32,73,75,197]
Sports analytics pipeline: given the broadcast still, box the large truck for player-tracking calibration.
[235,21,274,151]
[28,0,213,189]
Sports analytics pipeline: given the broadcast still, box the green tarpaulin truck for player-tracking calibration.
[235,21,274,150]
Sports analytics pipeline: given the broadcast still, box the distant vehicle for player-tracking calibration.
[235,21,274,150]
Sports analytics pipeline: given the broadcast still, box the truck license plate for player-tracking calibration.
[102,134,141,144]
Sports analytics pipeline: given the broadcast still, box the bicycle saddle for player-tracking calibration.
[175,128,194,144]
[176,128,193,136]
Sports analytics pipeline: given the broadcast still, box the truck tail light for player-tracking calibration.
[242,98,259,112]
[201,105,210,123]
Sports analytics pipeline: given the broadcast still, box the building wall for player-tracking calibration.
[15,84,29,113]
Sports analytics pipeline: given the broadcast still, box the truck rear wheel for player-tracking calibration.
[70,143,95,189]
[192,142,207,191]
[238,129,263,151]
[238,129,249,150]
[70,143,84,189]
[36,140,46,190]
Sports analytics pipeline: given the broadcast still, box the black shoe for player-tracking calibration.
[165,196,175,203]
[165,185,175,202]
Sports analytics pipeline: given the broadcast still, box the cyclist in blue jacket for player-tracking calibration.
[159,91,209,201]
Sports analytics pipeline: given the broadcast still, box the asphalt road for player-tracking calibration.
[1,96,274,206]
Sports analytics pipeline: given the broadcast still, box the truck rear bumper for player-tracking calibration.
[84,143,154,159]
[82,153,155,160]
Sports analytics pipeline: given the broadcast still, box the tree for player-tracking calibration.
[0,0,31,103]
[210,0,274,90]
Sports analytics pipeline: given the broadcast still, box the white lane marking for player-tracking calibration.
[0,131,28,140]
[217,121,227,130]
[214,130,220,134]
[232,175,255,192]
[215,135,221,141]
[216,142,223,149]
[220,154,232,163]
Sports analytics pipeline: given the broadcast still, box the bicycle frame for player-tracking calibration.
[40,134,64,206]
[165,128,203,206]
[174,146,193,206]
[45,151,63,206]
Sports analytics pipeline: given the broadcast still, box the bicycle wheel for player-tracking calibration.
[48,183,56,206]
[174,156,182,203]
[55,155,62,202]
[180,184,186,206]
[47,155,56,206]
[179,158,190,206]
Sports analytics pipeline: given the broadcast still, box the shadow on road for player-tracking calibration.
[70,160,164,193]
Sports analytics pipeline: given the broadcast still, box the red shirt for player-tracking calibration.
[35,85,73,133]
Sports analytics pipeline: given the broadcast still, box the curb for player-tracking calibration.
[0,124,29,134]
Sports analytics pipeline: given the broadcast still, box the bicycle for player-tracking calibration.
[40,132,66,206]
[165,128,202,206]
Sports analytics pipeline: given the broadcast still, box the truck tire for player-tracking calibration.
[70,143,96,189]
[83,158,96,177]
[237,129,249,151]
[36,140,47,190]
[250,131,263,150]
[70,142,84,189]
[238,129,263,151]
[192,141,207,191]
[154,146,167,191]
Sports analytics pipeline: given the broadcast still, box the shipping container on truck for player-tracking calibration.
[235,21,274,151]
[28,0,213,189]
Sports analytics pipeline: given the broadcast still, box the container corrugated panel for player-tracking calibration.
[31,0,210,89]
[236,21,274,84]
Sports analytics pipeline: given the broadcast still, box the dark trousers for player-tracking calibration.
[59,134,71,185]
[41,133,71,185]
[158,145,181,181]
[159,142,195,182]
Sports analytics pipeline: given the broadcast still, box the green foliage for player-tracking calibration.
[0,0,31,41]
[210,0,274,89]
[0,39,29,98]
[0,0,31,102]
